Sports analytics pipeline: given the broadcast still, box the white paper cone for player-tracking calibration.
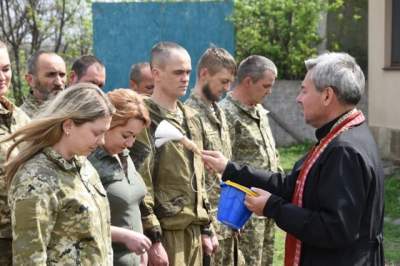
[155,138,171,148]
[155,120,184,141]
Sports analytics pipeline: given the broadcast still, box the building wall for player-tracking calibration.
[92,1,234,100]
[368,0,400,160]
[263,80,368,147]
[262,80,314,146]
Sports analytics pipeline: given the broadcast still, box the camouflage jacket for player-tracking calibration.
[131,98,211,242]
[20,92,41,118]
[185,93,233,239]
[220,92,281,173]
[0,97,30,240]
[8,147,113,265]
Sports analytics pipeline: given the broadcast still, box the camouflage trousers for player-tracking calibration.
[0,238,12,266]
[162,224,202,266]
[239,217,275,266]
[212,235,246,266]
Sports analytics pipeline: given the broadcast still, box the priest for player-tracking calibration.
[203,52,384,266]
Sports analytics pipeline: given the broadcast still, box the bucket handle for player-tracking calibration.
[225,180,258,197]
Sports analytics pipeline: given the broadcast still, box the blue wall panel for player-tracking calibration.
[93,1,234,99]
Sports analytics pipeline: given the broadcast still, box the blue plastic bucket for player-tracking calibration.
[217,181,255,229]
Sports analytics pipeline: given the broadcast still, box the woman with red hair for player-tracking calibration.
[89,89,151,266]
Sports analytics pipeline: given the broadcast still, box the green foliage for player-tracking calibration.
[231,0,343,80]
[0,0,92,104]
[326,0,367,74]
[60,0,93,64]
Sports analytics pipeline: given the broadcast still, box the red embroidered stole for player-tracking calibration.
[284,109,365,266]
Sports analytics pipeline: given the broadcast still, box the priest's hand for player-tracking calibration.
[244,187,271,216]
[201,150,228,174]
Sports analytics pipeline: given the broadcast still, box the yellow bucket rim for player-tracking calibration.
[225,180,258,197]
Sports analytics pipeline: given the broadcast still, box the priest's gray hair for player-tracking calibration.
[305,52,365,105]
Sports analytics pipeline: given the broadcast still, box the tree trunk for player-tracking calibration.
[54,0,66,53]
[11,45,23,105]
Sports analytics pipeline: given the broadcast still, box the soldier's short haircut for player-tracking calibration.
[150,41,187,69]
[129,62,150,84]
[196,47,236,78]
[71,55,104,80]
[27,50,65,76]
[27,50,48,75]
[237,55,277,83]
[305,52,364,105]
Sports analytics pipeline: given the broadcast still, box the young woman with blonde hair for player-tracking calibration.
[88,89,151,266]
[2,83,115,265]
[0,40,30,266]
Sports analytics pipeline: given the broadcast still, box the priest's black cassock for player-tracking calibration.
[222,115,384,266]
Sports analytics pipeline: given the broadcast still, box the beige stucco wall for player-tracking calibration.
[369,0,400,129]
[369,0,400,161]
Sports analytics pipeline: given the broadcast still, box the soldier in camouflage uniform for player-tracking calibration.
[9,148,113,265]
[20,50,66,117]
[130,42,215,266]
[185,47,243,266]
[3,83,115,265]
[0,41,30,266]
[220,55,282,266]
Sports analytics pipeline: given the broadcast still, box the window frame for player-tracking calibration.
[383,0,400,70]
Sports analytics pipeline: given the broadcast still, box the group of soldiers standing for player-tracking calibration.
[129,42,281,265]
[1,32,385,266]
[0,39,281,266]
[186,49,281,265]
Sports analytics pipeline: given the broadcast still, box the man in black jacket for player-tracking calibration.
[202,52,384,266]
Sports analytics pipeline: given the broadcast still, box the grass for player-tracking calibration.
[383,171,400,264]
[278,142,313,172]
[273,227,285,266]
[273,143,313,266]
[273,143,400,265]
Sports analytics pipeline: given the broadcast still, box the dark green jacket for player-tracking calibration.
[131,98,211,242]
[89,148,147,266]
